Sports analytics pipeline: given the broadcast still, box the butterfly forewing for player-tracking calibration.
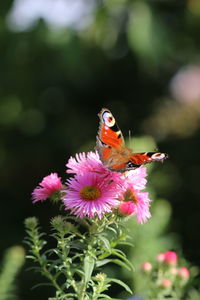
[97,108,124,149]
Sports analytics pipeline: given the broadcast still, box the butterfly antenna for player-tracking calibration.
[128,130,132,148]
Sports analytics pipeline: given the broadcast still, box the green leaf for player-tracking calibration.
[99,298,123,300]
[97,295,112,299]
[31,282,53,289]
[117,241,134,247]
[107,278,132,294]
[110,259,132,271]
[99,236,111,249]
[96,259,112,267]
[111,250,134,271]
[84,256,95,283]
[106,226,117,235]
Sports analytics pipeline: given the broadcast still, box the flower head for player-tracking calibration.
[64,151,151,222]
[62,172,121,219]
[164,251,178,265]
[32,173,62,203]
[178,267,190,279]
[156,253,166,263]
[161,279,172,288]
[66,151,106,175]
[141,262,152,272]
[119,187,151,224]
[122,168,147,191]
[117,165,151,223]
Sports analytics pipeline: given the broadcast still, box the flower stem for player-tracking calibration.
[34,245,64,296]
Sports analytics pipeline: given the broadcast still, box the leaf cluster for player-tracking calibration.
[24,215,133,300]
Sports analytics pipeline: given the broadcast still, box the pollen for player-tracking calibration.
[80,185,101,200]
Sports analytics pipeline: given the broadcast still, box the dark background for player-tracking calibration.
[1,0,200,299]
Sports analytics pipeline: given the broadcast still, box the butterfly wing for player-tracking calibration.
[96,108,125,167]
[97,108,124,148]
[96,108,168,172]
[129,152,168,167]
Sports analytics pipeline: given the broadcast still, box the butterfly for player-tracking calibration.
[96,108,168,172]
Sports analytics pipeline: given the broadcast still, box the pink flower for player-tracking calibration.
[62,172,121,219]
[161,279,172,288]
[170,65,200,104]
[122,168,147,191]
[66,151,106,175]
[119,187,151,224]
[32,173,62,203]
[65,151,151,223]
[156,253,165,263]
[164,251,178,265]
[178,267,190,279]
[66,151,124,186]
[141,262,152,272]
[118,166,151,223]
[119,201,135,216]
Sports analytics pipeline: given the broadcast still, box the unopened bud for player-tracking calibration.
[164,251,178,265]
[178,267,190,279]
[141,262,152,272]
[161,279,172,288]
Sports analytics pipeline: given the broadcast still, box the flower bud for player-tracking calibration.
[156,253,165,263]
[170,267,178,275]
[118,201,135,216]
[164,251,178,265]
[161,279,172,288]
[141,262,152,272]
[178,267,190,279]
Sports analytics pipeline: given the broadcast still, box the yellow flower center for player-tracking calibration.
[80,185,101,200]
[124,188,138,204]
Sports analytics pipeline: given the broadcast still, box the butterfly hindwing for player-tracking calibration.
[130,152,168,166]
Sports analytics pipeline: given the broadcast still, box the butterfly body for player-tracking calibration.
[96,108,168,172]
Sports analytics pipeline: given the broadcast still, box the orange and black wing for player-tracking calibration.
[96,108,168,172]
[129,152,168,167]
[96,108,124,166]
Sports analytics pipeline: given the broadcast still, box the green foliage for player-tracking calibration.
[0,246,25,300]
[24,215,133,300]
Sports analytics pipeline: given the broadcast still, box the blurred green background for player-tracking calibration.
[1,0,200,299]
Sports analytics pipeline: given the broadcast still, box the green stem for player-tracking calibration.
[78,282,87,300]
[34,246,64,296]
[59,237,78,295]
[29,228,64,296]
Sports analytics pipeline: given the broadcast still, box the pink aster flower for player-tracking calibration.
[65,151,151,222]
[66,151,125,187]
[119,186,151,224]
[118,166,151,223]
[122,167,147,191]
[62,172,121,219]
[32,173,62,203]
[66,151,105,174]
